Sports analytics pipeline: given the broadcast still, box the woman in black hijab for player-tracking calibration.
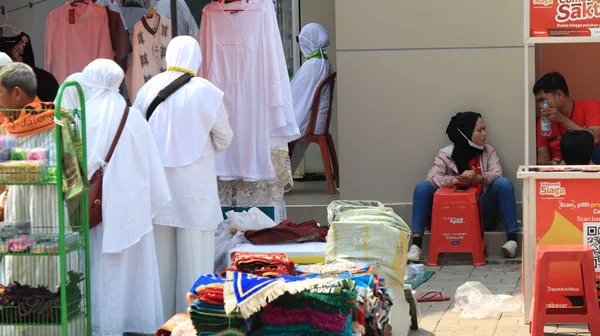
[408,112,520,262]
[446,111,485,174]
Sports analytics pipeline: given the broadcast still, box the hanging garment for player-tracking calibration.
[0,41,59,102]
[0,32,34,65]
[106,7,132,72]
[198,0,299,181]
[44,2,114,83]
[126,15,172,102]
[76,59,170,336]
[96,0,129,30]
[133,36,232,317]
[155,0,199,37]
[218,145,293,207]
[289,23,333,172]
[33,67,60,102]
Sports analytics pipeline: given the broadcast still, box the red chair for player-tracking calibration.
[289,72,339,196]
[530,245,600,336]
[427,187,486,266]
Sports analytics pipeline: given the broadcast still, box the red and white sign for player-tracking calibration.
[530,0,600,38]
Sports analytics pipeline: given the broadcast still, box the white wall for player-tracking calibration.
[335,0,536,203]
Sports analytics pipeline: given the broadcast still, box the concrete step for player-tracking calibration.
[419,231,523,259]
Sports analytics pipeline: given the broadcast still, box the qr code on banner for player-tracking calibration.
[584,223,600,272]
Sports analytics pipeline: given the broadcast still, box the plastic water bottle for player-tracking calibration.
[541,98,552,137]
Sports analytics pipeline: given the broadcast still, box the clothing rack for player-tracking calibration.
[0,0,178,36]
[0,1,48,15]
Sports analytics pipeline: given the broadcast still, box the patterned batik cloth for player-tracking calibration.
[221,252,296,278]
[126,15,172,102]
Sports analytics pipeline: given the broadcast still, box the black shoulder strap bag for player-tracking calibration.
[145,73,193,121]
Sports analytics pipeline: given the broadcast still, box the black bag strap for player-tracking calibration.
[145,73,193,121]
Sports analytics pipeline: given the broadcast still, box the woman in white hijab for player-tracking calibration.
[289,23,334,174]
[80,59,170,336]
[133,36,233,318]
[0,52,11,66]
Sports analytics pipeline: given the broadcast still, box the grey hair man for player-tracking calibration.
[0,62,37,110]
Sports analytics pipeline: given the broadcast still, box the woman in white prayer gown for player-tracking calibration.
[133,36,233,318]
[78,59,171,336]
[289,23,334,174]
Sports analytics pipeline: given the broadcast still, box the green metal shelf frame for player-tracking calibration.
[0,81,92,335]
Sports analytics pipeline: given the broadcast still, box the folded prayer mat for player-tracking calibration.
[253,315,354,336]
[223,271,332,318]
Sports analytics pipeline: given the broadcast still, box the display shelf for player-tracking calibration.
[0,81,92,336]
[0,232,83,256]
[0,163,57,185]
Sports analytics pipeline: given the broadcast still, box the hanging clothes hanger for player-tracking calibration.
[70,0,90,6]
[219,0,249,12]
[145,5,159,30]
[0,12,21,38]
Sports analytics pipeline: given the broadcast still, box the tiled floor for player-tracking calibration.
[410,265,592,336]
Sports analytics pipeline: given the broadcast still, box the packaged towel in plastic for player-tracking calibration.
[326,200,385,225]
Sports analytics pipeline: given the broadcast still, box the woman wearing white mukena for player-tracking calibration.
[133,36,233,318]
[69,60,170,336]
[289,23,334,175]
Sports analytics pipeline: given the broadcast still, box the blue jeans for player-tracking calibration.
[592,148,600,164]
[411,177,520,235]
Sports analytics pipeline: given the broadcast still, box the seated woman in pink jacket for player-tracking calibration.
[408,111,520,261]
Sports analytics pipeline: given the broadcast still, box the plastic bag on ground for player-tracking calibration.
[404,263,425,283]
[214,208,278,272]
[225,207,277,231]
[453,281,524,319]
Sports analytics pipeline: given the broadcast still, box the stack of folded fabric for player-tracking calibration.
[296,262,394,336]
[252,279,358,336]
[187,273,248,335]
[221,252,296,277]
[325,201,411,335]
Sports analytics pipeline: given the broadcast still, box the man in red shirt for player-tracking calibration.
[533,72,600,165]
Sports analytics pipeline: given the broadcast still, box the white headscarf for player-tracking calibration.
[81,58,170,253]
[81,59,127,176]
[133,36,224,168]
[0,53,12,66]
[291,23,333,135]
[299,23,330,58]
[59,72,86,110]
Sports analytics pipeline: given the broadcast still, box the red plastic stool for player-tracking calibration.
[530,245,600,336]
[427,187,486,266]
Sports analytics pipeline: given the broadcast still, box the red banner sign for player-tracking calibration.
[530,0,600,38]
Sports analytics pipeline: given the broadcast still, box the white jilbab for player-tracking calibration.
[79,59,170,336]
[290,23,334,173]
[133,36,233,318]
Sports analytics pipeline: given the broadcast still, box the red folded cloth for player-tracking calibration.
[244,220,328,245]
[221,252,296,277]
